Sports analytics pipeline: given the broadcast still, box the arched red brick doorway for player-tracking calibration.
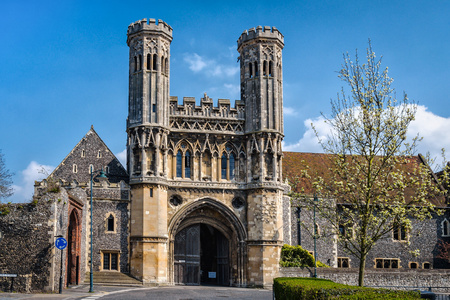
[67,209,81,285]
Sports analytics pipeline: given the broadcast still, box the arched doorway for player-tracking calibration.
[67,210,80,285]
[169,198,247,286]
[174,224,229,285]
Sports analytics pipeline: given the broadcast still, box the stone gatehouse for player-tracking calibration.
[1,18,449,293]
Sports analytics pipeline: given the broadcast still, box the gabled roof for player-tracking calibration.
[50,126,128,184]
[283,151,446,207]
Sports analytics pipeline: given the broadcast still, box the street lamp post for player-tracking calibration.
[89,168,107,293]
[313,195,318,278]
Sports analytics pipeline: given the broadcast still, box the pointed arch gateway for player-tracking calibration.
[168,198,247,286]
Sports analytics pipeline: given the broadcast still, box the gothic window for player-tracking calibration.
[442,219,450,237]
[133,152,140,173]
[73,164,77,173]
[138,54,142,70]
[165,57,168,74]
[102,252,119,271]
[153,54,157,70]
[161,56,165,74]
[147,54,151,70]
[229,153,235,180]
[249,62,253,78]
[393,223,407,241]
[269,61,273,76]
[107,214,114,232]
[337,257,350,268]
[263,61,267,76]
[375,258,399,269]
[185,151,191,179]
[134,56,137,72]
[221,153,227,179]
[254,62,258,77]
[176,150,182,178]
[409,262,418,269]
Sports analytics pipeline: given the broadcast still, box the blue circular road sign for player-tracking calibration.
[55,237,67,250]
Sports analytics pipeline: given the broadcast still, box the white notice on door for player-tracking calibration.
[208,272,216,278]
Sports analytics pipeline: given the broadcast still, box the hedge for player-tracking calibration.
[280,244,329,267]
[273,277,421,300]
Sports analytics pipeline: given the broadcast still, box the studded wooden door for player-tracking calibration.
[174,225,200,285]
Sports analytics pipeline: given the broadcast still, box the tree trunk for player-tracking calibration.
[358,254,367,287]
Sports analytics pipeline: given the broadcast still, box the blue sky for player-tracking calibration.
[1,0,450,202]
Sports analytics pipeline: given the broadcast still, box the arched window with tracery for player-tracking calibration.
[185,151,191,179]
[176,150,182,178]
[229,153,236,180]
[221,153,227,179]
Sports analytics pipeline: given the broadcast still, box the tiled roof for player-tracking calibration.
[282,152,446,207]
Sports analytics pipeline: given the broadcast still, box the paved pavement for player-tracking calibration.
[0,285,273,300]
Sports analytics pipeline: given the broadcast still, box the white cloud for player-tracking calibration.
[284,105,450,167]
[9,161,54,203]
[223,83,240,98]
[116,149,127,167]
[184,53,208,72]
[183,53,238,78]
[284,106,298,117]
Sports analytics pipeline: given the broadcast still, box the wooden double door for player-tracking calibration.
[174,224,229,285]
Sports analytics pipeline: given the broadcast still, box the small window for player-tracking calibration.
[81,150,85,158]
[147,54,151,70]
[254,62,258,77]
[269,61,273,76]
[138,54,142,70]
[107,214,114,232]
[393,223,408,241]
[105,166,109,174]
[375,258,400,269]
[442,219,450,237]
[102,252,119,271]
[423,262,431,269]
[97,150,102,158]
[150,188,153,197]
[221,153,227,179]
[339,223,353,239]
[89,164,94,174]
[409,262,418,269]
[73,164,77,173]
[249,62,253,78]
[263,61,267,76]
[176,151,182,178]
[134,56,137,72]
[153,54,157,70]
[152,104,156,113]
[337,257,350,268]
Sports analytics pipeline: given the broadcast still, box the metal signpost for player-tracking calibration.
[55,237,67,294]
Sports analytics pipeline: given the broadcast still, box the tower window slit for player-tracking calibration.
[263,61,267,76]
[134,56,137,72]
[176,151,182,178]
[185,151,191,178]
[254,62,258,77]
[153,54,157,70]
[147,54,151,70]
[161,56,165,74]
[249,62,252,78]
[269,61,273,76]
[221,153,227,179]
[138,54,142,70]
[230,153,235,180]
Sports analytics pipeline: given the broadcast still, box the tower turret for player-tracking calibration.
[237,26,284,134]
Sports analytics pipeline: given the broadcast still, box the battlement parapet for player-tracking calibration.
[169,94,245,120]
[237,25,284,49]
[127,18,173,43]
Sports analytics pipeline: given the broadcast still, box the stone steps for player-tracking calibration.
[84,272,143,286]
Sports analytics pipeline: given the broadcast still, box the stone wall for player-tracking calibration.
[0,189,71,292]
[280,267,450,293]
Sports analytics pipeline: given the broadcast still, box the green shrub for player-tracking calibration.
[0,204,10,215]
[273,277,421,300]
[280,244,329,267]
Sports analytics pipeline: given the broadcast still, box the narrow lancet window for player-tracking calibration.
[147,54,151,70]
[176,151,182,178]
[229,153,235,180]
[185,151,191,178]
[221,153,227,179]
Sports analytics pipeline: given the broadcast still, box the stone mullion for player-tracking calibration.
[182,152,185,179]
[198,154,203,181]
[163,150,168,178]
[172,154,176,179]
[273,138,278,182]
[259,135,264,180]
[155,132,161,176]
[246,139,252,182]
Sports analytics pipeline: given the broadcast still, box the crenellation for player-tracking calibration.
[127,18,173,44]
[237,25,284,49]
[168,95,245,119]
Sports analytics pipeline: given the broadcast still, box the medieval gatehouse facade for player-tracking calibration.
[125,19,287,287]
